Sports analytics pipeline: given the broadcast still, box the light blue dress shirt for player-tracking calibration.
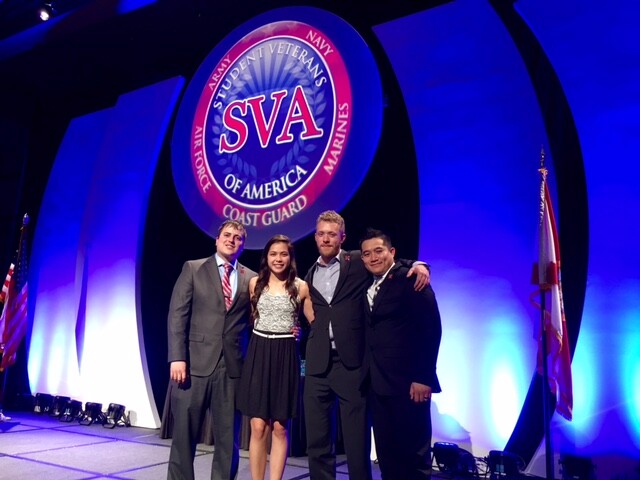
[313,250,342,348]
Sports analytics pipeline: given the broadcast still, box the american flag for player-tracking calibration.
[0,214,29,370]
[0,263,14,304]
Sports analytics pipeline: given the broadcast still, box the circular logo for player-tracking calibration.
[172,7,382,248]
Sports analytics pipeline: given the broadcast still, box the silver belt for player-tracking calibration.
[252,329,294,339]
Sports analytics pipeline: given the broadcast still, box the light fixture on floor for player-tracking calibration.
[433,442,461,474]
[102,403,129,428]
[33,393,53,414]
[560,454,596,480]
[433,441,477,477]
[50,395,71,417]
[59,399,83,422]
[79,402,104,426]
[487,450,524,479]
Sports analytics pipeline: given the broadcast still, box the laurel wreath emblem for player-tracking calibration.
[207,45,329,200]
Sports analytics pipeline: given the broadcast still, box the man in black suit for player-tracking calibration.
[167,220,256,480]
[360,228,442,480]
[304,211,430,480]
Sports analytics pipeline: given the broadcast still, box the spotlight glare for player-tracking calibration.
[39,3,56,22]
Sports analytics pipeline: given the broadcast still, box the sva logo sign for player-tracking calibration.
[172,7,383,248]
[218,86,324,154]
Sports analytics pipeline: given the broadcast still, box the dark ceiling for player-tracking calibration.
[0,0,450,114]
[0,0,94,41]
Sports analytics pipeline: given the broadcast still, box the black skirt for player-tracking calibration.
[237,330,300,421]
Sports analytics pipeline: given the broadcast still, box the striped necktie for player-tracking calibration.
[222,264,233,310]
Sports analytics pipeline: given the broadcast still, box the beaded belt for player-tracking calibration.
[252,329,295,339]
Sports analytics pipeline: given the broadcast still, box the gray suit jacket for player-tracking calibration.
[167,256,256,378]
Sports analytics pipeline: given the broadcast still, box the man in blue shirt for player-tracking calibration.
[303,210,430,479]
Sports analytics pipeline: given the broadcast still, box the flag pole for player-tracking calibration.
[538,148,554,479]
[0,352,9,421]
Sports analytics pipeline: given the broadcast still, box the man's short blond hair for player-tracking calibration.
[316,210,345,234]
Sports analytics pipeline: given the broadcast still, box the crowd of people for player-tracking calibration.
[166,210,442,480]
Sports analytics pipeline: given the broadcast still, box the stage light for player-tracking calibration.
[432,442,478,477]
[560,454,596,480]
[33,393,53,413]
[102,403,129,429]
[487,450,524,479]
[457,449,478,476]
[49,395,71,417]
[433,442,461,474]
[59,399,83,422]
[39,3,56,21]
[79,402,104,426]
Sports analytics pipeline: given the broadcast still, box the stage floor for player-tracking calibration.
[0,411,384,479]
[0,410,491,479]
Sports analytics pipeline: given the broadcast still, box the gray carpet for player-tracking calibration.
[0,411,371,479]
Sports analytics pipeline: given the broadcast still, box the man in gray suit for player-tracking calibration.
[167,220,256,480]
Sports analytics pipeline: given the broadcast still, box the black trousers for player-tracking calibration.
[370,392,432,480]
[304,352,372,480]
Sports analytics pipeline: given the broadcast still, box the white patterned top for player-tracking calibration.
[254,278,300,333]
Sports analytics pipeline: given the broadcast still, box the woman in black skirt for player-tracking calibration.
[237,234,314,480]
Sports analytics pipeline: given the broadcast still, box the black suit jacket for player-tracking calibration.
[362,263,442,396]
[304,250,369,375]
[167,256,256,378]
[304,250,419,376]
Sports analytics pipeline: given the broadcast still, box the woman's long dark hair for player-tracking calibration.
[251,235,300,323]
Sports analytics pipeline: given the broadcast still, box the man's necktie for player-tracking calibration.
[222,264,233,310]
[367,276,382,309]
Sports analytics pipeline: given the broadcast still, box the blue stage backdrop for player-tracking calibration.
[28,77,185,429]
[375,0,640,474]
[14,0,640,474]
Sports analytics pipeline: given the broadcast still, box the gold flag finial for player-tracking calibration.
[538,145,548,179]
[537,146,548,230]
